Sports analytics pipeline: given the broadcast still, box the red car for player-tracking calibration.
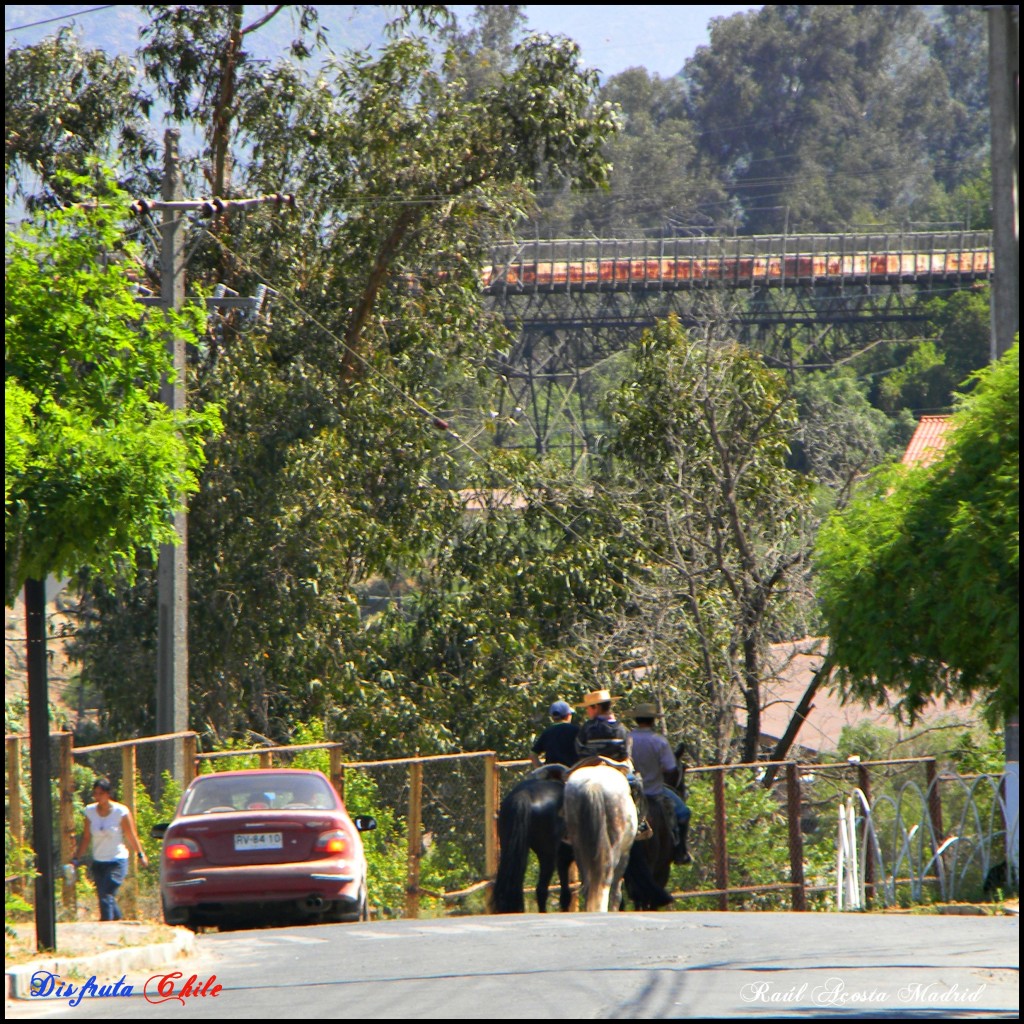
[154,769,375,929]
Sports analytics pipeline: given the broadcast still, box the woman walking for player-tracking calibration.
[74,777,148,921]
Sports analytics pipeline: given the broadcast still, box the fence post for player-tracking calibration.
[925,759,944,840]
[259,752,272,769]
[182,733,197,786]
[330,747,345,802]
[712,767,729,911]
[484,754,498,879]
[406,761,423,919]
[7,736,24,894]
[785,763,806,911]
[857,762,874,904]
[121,743,138,919]
[925,758,946,888]
[58,733,75,914]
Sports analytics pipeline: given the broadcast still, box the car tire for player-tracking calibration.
[327,882,367,924]
[162,898,197,931]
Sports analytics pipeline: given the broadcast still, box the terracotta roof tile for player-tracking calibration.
[740,639,978,755]
[902,415,954,467]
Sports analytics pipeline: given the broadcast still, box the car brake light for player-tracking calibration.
[315,830,347,854]
[165,839,202,860]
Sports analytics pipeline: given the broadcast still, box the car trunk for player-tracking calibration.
[174,813,334,865]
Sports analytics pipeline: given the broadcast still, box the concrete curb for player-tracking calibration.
[6,928,196,1001]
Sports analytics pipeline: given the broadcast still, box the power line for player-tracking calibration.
[5,5,116,33]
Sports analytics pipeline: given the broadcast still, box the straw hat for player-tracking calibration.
[579,689,619,709]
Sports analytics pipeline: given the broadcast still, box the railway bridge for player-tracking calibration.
[480,230,992,455]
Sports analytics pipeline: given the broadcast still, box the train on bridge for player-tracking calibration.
[481,232,993,294]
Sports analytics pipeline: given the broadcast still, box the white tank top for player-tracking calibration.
[85,802,130,861]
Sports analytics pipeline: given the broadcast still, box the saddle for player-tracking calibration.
[566,754,633,777]
[529,763,570,783]
[530,756,632,783]
[563,756,652,842]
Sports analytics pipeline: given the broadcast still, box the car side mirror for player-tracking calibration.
[353,816,377,833]
[151,823,169,840]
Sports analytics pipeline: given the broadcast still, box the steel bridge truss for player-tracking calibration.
[482,232,992,456]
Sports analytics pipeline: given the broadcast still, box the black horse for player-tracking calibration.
[490,776,575,913]
[623,796,676,911]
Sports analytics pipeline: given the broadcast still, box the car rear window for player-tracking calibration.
[180,775,337,815]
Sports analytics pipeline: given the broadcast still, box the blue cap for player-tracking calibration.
[549,700,572,718]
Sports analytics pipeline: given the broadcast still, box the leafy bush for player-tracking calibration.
[685,770,834,911]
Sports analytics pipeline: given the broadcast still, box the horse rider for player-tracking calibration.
[574,688,650,834]
[574,688,630,760]
[629,703,692,864]
[531,700,580,769]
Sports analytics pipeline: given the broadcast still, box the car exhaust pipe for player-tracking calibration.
[302,895,324,912]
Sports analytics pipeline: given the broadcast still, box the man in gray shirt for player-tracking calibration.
[629,704,692,864]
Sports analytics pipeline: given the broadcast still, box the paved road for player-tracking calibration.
[10,911,1018,1019]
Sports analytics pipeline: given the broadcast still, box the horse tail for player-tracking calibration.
[568,776,614,912]
[490,787,531,913]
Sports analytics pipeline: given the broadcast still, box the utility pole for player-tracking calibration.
[988,4,1019,359]
[986,3,1019,881]
[141,131,292,784]
[156,130,188,782]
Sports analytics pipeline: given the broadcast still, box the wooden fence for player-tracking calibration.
[6,731,993,917]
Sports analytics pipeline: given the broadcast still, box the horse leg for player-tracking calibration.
[577,791,612,912]
[535,849,554,913]
[557,842,574,912]
[609,842,633,913]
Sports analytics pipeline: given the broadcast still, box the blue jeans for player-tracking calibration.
[90,859,128,921]
[661,787,691,827]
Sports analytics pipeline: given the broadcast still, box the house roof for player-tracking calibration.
[744,638,978,756]
[901,415,953,467]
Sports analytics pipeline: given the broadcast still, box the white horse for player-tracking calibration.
[563,766,638,912]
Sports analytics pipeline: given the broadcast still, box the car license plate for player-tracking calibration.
[234,832,282,851]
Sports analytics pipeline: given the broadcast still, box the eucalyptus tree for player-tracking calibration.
[5,29,158,207]
[546,67,728,237]
[606,319,818,762]
[353,453,646,756]
[64,9,618,743]
[682,5,982,233]
[138,4,327,200]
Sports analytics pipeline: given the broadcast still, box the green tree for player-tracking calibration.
[138,4,327,201]
[543,67,727,237]
[682,6,977,232]
[355,454,642,756]
[606,319,817,762]
[440,5,528,97]
[5,29,158,207]
[928,5,990,186]
[790,369,912,500]
[815,344,1019,723]
[5,182,219,602]
[63,14,617,743]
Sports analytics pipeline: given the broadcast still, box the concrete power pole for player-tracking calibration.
[988,5,1019,359]
[156,130,189,780]
[147,130,290,782]
[987,4,1020,880]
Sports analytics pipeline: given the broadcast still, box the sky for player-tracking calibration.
[6,5,762,80]
[491,5,760,79]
